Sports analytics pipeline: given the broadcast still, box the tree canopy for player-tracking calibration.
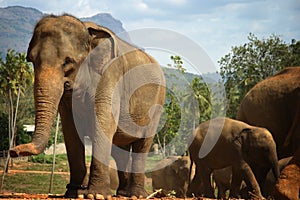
[155,56,213,156]
[0,49,34,150]
[219,33,300,118]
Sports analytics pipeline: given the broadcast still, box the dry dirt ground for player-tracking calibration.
[0,193,221,200]
[0,162,245,200]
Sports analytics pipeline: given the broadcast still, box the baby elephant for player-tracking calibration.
[188,117,279,199]
[213,157,293,199]
[213,166,248,199]
[152,156,192,197]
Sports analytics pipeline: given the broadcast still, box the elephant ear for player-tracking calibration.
[171,158,188,174]
[233,128,251,150]
[170,160,181,174]
[84,22,118,74]
[238,128,252,157]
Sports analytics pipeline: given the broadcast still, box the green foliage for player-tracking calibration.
[28,154,68,165]
[28,153,53,164]
[0,113,9,151]
[190,77,212,123]
[168,55,186,73]
[47,118,64,148]
[289,39,300,66]
[219,33,300,118]
[0,49,33,96]
[157,89,181,143]
[0,49,34,150]
[156,55,212,156]
[0,109,32,151]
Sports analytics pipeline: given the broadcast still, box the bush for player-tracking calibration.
[29,153,53,164]
[29,153,68,164]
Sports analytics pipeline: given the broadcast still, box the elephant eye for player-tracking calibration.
[63,57,74,68]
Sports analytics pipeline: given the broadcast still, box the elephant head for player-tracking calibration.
[170,156,191,182]
[237,128,280,188]
[9,15,118,157]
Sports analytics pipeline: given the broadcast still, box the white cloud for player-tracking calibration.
[136,1,148,10]
[132,0,162,15]
[250,21,268,33]
[164,0,187,6]
[221,2,248,13]
[0,0,299,70]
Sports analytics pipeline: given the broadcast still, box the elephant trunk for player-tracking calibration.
[272,160,280,181]
[10,68,64,157]
[271,145,280,181]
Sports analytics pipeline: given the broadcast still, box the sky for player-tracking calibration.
[0,0,299,74]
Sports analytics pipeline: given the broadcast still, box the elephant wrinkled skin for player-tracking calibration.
[187,117,279,199]
[9,14,165,199]
[237,67,300,199]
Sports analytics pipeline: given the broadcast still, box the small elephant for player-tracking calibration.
[187,117,279,199]
[213,159,291,199]
[151,156,192,197]
[9,14,166,199]
[213,166,248,199]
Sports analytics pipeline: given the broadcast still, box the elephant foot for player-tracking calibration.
[64,183,87,198]
[9,143,42,157]
[116,185,148,198]
[116,188,129,197]
[76,186,112,199]
[274,164,300,200]
[129,185,148,198]
[186,188,202,197]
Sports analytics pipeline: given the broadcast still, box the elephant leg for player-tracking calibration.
[230,165,244,198]
[79,76,122,198]
[59,109,87,198]
[216,183,227,199]
[111,143,131,196]
[86,126,115,198]
[187,163,203,197]
[128,138,153,198]
[200,166,214,198]
[237,162,263,199]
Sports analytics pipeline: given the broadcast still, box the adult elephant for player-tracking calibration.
[9,14,166,199]
[187,117,279,199]
[237,67,300,199]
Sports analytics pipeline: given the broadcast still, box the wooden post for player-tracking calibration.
[49,113,60,193]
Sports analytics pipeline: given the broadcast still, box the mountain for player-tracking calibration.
[81,13,126,35]
[0,6,126,56]
[0,6,218,83]
[0,6,43,55]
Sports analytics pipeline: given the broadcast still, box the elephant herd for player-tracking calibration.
[8,14,300,199]
[152,155,291,199]
[153,67,300,199]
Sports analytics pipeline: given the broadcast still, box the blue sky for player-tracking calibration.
[0,0,299,73]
